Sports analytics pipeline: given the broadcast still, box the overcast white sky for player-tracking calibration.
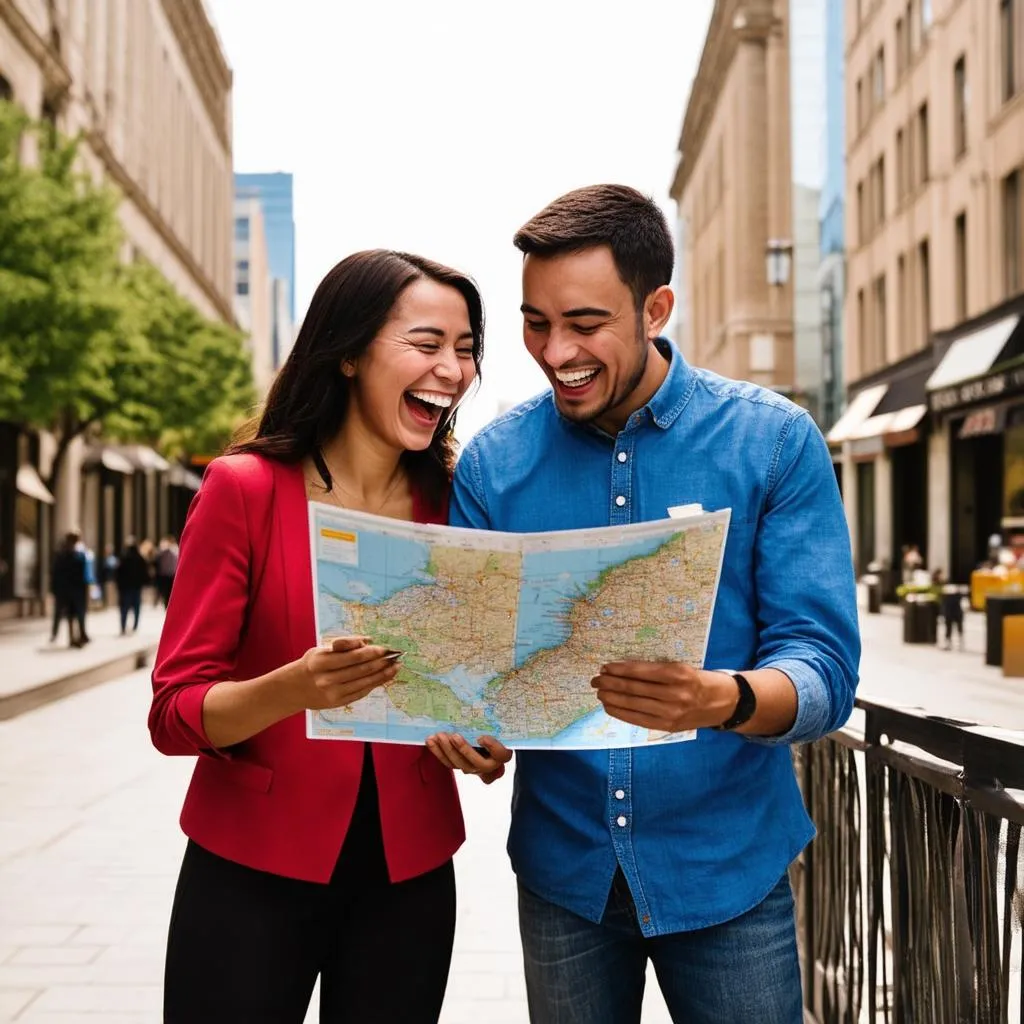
[207,0,715,440]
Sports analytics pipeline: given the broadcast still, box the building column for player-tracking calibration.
[928,425,951,575]
[876,451,893,571]
[841,446,858,566]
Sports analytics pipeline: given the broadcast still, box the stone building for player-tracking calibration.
[0,0,233,615]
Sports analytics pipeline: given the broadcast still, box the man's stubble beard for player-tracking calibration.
[559,322,649,427]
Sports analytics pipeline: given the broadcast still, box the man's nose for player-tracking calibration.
[542,328,580,368]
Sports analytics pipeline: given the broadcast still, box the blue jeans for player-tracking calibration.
[518,869,803,1024]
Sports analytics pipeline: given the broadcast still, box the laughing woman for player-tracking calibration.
[149,250,483,1023]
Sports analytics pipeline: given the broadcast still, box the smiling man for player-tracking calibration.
[427,184,860,1024]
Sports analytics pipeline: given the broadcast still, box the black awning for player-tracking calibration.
[873,363,932,417]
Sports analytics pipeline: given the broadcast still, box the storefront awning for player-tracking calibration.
[16,464,54,505]
[114,445,172,472]
[168,464,203,490]
[84,446,135,474]
[826,384,888,444]
[926,314,1021,391]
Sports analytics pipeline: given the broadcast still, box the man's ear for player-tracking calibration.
[644,286,675,339]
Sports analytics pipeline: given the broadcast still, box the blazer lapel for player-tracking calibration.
[275,460,318,656]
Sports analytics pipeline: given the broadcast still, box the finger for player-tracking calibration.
[425,736,460,770]
[325,635,371,652]
[596,699,669,731]
[600,660,689,682]
[596,688,672,719]
[321,664,398,707]
[450,734,503,771]
[481,764,506,785]
[475,735,513,764]
[318,645,392,672]
[434,733,485,773]
[316,657,395,691]
[590,674,679,701]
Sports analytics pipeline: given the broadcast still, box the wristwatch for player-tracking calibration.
[712,670,757,731]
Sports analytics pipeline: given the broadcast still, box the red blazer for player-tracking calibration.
[149,454,465,884]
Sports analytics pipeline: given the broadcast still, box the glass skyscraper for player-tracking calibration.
[234,172,296,320]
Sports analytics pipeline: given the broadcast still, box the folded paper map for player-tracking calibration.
[306,503,729,750]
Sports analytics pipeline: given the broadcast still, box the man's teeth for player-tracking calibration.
[407,390,453,408]
[555,368,600,386]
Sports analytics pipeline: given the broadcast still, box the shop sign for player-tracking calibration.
[930,364,1024,412]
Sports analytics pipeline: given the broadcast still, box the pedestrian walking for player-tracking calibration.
[153,536,178,607]
[428,185,859,1024]
[149,249,484,1022]
[49,532,88,647]
[115,537,150,634]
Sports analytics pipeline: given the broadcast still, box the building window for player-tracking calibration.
[237,259,249,272]
[0,74,11,102]
[918,238,931,345]
[896,17,906,78]
[234,216,250,241]
[1002,0,1019,102]
[869,156,886,231]
[857,288,866,361]
[873,47,886,107]
[857,180,866,245]
[236,281,249,297]
[909,0,921,52]
[896,128,906,202]
[856,78,864,132]
[873,274,887,366]
[954,212,968,320]
[953,56,967,159]
[1005,170,1021,297]
[921,0,933,36]
[916,103,930,185]
[897,253,907,354]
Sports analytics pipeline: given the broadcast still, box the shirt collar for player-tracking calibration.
[646,336,695,430]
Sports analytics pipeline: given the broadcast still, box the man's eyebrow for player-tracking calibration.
[519,304,612,318]
[563,307,611,318]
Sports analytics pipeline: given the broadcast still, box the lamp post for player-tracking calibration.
[765,238,793,287]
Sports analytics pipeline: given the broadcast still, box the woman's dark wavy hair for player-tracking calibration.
[227,249,484,508]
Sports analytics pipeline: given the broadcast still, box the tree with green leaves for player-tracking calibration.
[0,100,254,499]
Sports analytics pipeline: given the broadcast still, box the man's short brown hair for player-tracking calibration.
[513,184,674,312]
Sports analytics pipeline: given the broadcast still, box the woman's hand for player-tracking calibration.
[200,636,399,750]
[425,733,513,785]
[295,636,400,711]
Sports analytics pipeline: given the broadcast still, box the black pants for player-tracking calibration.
[118,587,142,633]
[164,749,457,1023]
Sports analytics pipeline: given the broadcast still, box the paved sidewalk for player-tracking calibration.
[1,603,1021,1021]
[0,607,165,721]
[0,670,672,1023]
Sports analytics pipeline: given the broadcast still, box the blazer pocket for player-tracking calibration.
[199,754,274,794]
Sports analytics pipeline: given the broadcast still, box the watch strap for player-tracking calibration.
[712,670,757,731]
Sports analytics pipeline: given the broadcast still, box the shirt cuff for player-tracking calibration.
[747,658,830,746]
[174,681,232,759]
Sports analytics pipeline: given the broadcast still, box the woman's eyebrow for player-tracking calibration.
[406,326,445,337]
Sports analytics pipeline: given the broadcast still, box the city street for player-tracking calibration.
[0,602,1021,1022]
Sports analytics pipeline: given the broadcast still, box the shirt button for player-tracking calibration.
[615,495,626,507]
[615,789,625,800]
[616,815,627,827]
[617,452,627,463]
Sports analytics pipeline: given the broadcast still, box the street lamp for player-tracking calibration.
[765,239,794,287]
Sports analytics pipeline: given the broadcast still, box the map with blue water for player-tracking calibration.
[307,503,729,749]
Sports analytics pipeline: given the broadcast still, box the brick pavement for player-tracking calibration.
[0,604,1021,1021]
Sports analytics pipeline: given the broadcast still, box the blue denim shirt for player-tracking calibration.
[450,338,860,936]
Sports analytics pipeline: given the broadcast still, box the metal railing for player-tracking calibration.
[795,698,1024,1023]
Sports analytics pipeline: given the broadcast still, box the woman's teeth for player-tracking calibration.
[407,390,454,409]
[555,368,600,388]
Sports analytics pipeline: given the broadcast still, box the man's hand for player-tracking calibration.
[425,733,512,784]
[591,661,738,733]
